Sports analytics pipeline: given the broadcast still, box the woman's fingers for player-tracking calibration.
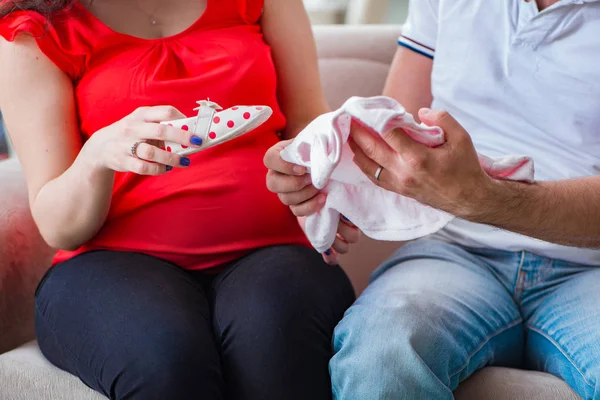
[276,181,320,206]
[266,169,313,194]
[263,139,306,175]
[125,157,165,176]
[337,219,361,244]
[289,193,327,217]
[133,142,190,169]
[322,247,340,266]
[125,121,203,149]
[331,234,350,255]
[137,106,187,123]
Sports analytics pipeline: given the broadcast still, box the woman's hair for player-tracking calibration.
[0,0,74,18]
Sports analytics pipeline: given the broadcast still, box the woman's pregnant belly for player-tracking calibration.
[52,133,310,269]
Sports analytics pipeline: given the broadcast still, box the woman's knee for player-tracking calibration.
[119,336,223,400]
[37,308,223,400]
[35,251,224,399]
[211,246,354,399]
[213,245,355,341]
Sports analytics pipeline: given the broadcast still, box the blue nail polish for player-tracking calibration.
[324,249,332,256]
[190,136,203,146]
[341,215,351,222]
[179,157,191,167]
[166,165,173,172]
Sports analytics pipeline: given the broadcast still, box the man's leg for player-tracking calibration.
[523,262,600,400]
[330,239,524,400]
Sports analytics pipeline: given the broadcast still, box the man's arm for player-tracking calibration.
[350,107,600,249]
[472,175,600,248]
[383,46,434,119]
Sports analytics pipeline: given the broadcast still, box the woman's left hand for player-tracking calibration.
[297,215,361,266]
[349,108,495,219]
[264,140,361,265]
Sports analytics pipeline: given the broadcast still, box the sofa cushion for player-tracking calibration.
[455,366,581,400]
[0,341,580,400]
[0,341,105,400]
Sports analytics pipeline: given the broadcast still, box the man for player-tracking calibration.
[265,0,600,398]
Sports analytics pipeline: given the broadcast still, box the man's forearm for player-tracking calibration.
[466,177,600,248]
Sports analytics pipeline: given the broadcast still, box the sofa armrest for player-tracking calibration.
[0,159,54,355]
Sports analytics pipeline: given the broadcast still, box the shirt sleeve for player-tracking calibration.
[398,0,439,59]
[0,11,87,80]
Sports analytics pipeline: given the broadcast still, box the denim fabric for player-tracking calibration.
[330,239,600,400]
[35,246,355,400]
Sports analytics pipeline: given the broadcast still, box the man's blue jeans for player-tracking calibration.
[330,239,600,400]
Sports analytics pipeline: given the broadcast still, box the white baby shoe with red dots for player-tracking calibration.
[160,100,273,155]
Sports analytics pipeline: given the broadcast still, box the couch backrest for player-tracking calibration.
[313,24,404,294]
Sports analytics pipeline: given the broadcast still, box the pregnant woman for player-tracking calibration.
[0,0,357,398]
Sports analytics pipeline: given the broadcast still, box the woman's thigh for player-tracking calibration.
[35,250,223,400]
[209,245,355,400]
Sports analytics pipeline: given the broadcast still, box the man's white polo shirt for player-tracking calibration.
[399,0,600,264]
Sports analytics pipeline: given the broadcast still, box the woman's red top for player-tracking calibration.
[0,0,310,270]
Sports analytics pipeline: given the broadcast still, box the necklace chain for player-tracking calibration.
[133,0,162,26]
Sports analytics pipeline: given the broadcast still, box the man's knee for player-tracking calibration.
[330,295,461,400]
[331,292,456,380]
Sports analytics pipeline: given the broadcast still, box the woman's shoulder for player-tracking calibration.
[0,4,94,80]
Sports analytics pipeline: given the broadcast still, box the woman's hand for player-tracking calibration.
[264,140,361,265]
[81,106,204,175]
[264,139,325,216]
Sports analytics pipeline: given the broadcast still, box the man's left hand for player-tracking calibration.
[349,108,495,219]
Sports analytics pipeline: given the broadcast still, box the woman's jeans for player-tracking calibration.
[35,245,355,400]
[331,239,600,400]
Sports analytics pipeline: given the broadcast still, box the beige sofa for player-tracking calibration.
[0,25,580,400]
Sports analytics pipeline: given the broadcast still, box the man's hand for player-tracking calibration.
[264,140,361,264]
[349,109,496,219]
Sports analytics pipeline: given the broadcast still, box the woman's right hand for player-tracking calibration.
[81,106,203,175]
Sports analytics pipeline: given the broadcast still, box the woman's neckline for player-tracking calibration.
[73,0,211,43]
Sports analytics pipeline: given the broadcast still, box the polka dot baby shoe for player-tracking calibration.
[160,100,273,156]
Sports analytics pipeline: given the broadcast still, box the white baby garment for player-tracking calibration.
[281,96,535,253]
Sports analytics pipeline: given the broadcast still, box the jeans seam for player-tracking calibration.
[447,318,523,381]
[526,324,595,390]
[525,259,554,290]
[513,251,526,302]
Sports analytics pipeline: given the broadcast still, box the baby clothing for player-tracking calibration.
[281,96,535,253]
